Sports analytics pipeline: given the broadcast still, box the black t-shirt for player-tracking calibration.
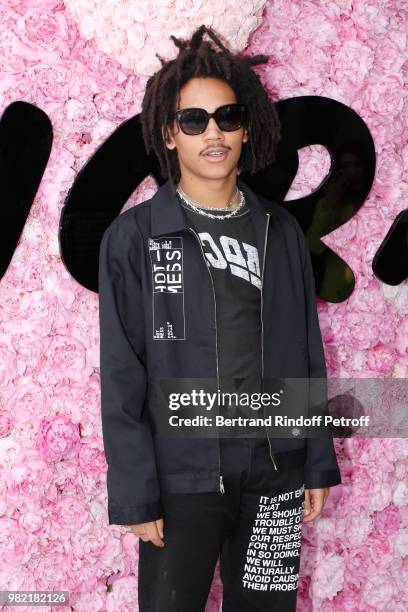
[178,195,262,381]
[177,193,269,452]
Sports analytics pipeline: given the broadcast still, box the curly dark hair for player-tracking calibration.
[140,24,281,189]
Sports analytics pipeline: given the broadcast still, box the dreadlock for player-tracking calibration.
[140,24,281,191]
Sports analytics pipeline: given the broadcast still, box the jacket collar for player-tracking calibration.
[150,177,270,261]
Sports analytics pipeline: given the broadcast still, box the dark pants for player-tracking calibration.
[138,439,305,611]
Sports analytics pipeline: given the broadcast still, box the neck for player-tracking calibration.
[177,173,239,209]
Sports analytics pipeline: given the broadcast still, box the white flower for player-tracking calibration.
[63,0,268,76]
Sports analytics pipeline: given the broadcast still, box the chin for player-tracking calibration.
[201,164,237,178]
[203,171,234,181]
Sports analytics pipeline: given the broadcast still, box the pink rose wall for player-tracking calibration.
[0,0,407,610]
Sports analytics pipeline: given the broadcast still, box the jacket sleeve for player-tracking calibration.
[295,219,342,489]
[98,220,163,525]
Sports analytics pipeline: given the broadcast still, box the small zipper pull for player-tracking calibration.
[270,452,279,471]
[219,474,225,494]
[267,437,279,471]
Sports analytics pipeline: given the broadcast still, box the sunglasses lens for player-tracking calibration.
[179,109,207,135]
[217,105,246,131]
[176,105,248,134]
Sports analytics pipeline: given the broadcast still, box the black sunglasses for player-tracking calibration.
[172,103,248,135]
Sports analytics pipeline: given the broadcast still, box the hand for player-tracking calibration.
[302,488,329,523]
[130,518,165,547]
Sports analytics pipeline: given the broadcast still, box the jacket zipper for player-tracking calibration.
[188,227,225,494]
[261,213,279,471]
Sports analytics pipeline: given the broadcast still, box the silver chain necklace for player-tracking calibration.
[176,184,246,220]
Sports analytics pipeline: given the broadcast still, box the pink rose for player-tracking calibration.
[64,98,98,131]
[36,416,80,461]
[351,1,389,35]
[67,582,107,611]
[337,506,373,546]
[105,575,138,611]
[310,552,344,600]
[18,290,58,337]
[0,518,35,566]
[361,571,396,608]
[53,457,82,496]
[367,476,394,513]
[362,74,404,116]
[40,334,91,384]
[5,451,54,501]
[344,546,371,589]
[333,40,374,84]
[48,494,89,535]
[26,63,70,102]
[373,151,404,199]
[331,585,364,611]
[366,533,393,568]
[77,437,107,476]
[343,437,369,460]
[7,383,49,429]
[34,546,78,590]
[15,10,69,52]
[376,505,401,538]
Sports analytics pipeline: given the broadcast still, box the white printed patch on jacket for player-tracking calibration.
[148,237,185,340]
[198,232,261,289]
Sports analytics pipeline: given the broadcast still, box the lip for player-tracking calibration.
[202,150,229,162]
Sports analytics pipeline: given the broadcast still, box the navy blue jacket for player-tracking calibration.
[98,177,342,526]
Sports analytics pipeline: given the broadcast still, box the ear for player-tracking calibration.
[162,125,176,150]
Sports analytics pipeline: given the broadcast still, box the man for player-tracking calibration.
[98,24,341,611]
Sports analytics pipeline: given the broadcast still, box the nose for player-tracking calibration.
[203,116,224,140]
